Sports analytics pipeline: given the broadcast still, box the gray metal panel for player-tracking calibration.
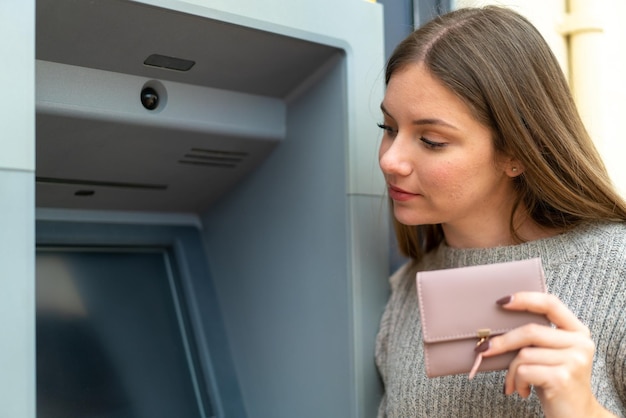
[378,0,452,64]
[36,61,285,212]
[35,0,346,213]
[414,0,451,26]
[379,0,415,60]
[1,1,35,171]
[36,0,340,98]
[0,2,36,418]
[0,170,35,418]
[202,55,353,418]
[348,195,390,417]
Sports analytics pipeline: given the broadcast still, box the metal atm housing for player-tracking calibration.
[27,0,388,417]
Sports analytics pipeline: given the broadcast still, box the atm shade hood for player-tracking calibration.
[36,0,342,212]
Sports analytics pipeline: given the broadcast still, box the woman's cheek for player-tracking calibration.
[424,162,467,202]
[422,162,453,189]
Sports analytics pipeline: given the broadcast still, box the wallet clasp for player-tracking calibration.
[476,328,491,346]
[470,328,492,380]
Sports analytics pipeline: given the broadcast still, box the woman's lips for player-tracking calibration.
[387,184,419,201]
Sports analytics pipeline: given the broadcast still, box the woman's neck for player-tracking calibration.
[441,209,562,249]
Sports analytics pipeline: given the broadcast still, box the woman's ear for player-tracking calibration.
[503,157,525,178]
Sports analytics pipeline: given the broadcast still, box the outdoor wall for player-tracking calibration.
[454,0,626,196]
[599,0,626,196]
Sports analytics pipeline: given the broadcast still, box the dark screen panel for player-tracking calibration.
[36,248,212,418]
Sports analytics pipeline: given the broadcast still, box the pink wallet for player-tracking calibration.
[416,258,551,378]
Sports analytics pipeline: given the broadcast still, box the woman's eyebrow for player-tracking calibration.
[380,103,459,130]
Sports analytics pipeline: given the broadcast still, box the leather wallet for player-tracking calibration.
[416,258,551,378]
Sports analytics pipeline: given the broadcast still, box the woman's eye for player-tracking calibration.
[377,123,396,135]
[420,137,446,149]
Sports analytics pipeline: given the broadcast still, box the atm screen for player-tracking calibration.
[36,248,213,418]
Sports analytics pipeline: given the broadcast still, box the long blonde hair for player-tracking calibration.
[386,6,626,263]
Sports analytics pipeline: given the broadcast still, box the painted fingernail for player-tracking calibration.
[496,295,512,306]
[474,339,490,353]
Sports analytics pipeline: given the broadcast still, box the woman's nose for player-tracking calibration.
[379,139,413,177]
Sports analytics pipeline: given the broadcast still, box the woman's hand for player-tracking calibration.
[481,292,616,418]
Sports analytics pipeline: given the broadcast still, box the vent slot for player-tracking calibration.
[36,177,168,190]
[179,148,249,169]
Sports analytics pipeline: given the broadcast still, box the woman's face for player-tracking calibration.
[379,64,519,247]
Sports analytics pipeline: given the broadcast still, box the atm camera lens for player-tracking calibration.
[141,87,159,110]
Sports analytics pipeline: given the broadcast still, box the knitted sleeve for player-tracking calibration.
[375,301,391,418]
[613,324,626,408]
[608,279,626,413]
[597,231,626,415]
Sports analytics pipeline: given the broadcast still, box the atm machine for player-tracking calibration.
[5,0,388,417]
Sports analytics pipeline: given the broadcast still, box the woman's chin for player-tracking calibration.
[392,210,436,226]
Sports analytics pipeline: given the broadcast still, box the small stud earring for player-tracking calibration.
[512,167,518,172]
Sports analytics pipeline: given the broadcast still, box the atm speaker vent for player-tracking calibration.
[36,176,168,190]
[178,148,248,169]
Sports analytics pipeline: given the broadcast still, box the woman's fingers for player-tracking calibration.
[503,344,595,396]
[485,322,591,355]
[483,291,593,367]
[481,291,602,417]
[497,292,589,334]
[506,349,560,398]
[510,363,552,398]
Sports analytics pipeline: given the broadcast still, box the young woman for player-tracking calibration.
[375,6,626,418]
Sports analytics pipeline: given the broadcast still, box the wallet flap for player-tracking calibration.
[416,258,550,344]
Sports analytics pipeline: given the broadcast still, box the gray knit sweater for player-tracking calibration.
[376,222,626,417]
